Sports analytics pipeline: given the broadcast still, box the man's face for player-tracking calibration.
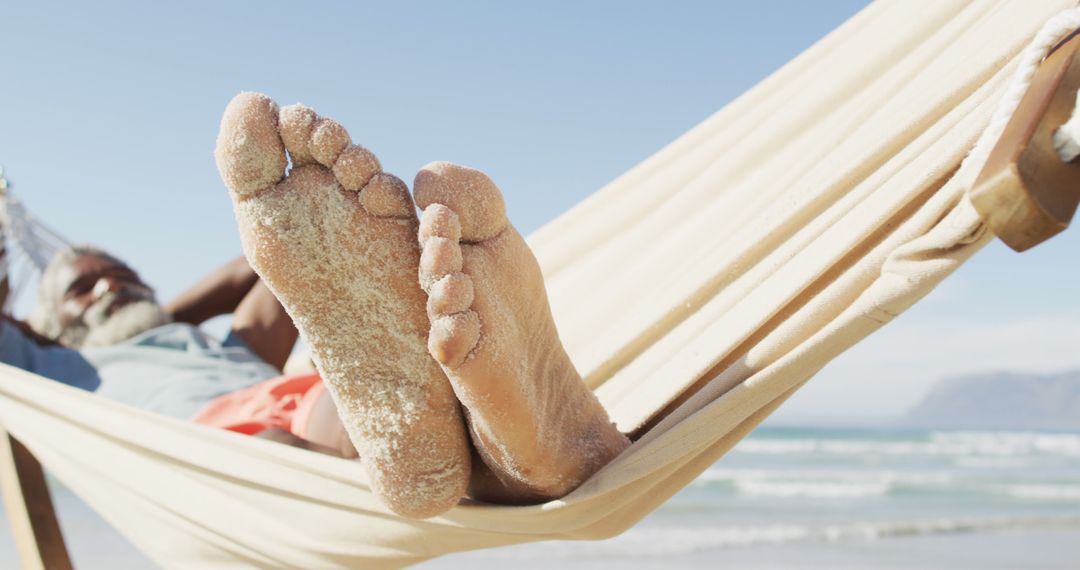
[52,254,169,347]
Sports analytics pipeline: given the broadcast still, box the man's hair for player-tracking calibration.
[27,244,130,339]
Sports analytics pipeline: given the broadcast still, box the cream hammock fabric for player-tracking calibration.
[0,0,1077,567]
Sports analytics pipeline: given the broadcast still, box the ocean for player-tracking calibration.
[2,426,1078,568]
[432,427,1080,569]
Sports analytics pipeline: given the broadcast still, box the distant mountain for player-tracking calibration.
[902,370,1080,431]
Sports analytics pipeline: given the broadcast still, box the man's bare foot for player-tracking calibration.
[414,162,630,503]
[215,93,470,518]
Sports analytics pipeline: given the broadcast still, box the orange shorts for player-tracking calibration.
[190,372,326,439]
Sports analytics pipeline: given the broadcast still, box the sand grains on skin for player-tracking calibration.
[415,161,631,503]
[215,92,470,518]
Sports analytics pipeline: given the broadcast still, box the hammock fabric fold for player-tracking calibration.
[0,0,1076,567]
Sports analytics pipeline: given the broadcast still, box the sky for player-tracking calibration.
[2,1,1079,424]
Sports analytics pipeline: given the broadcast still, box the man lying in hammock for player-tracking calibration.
[0,245,368,449]
[0,92,630,518]
[0,213,412,458]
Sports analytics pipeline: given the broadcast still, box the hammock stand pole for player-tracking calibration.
[971,28,1080,250]
[0,430,72,570]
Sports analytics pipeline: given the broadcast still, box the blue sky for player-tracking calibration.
[2,1,1078,423]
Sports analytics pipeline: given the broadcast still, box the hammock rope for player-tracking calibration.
[0,169,72,315]
[971,8,1080,167]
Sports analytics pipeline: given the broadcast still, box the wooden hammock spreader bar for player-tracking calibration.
[0,430,72,570]
[971,30,1080,251]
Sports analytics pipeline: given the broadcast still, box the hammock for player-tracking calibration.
[2,0,1079,567]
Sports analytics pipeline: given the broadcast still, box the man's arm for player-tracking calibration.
[168,256,298,370]
[164,256,259,325]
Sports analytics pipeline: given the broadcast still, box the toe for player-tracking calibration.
[215,92,287,197]
[333,144,381,192]
[279,103,318,167]
[419,237,463,290]
[427,272,474,316]
[359,173,414,218]
[429,311,481,367]
[419,203,462,247]
[310,117,352,167]
[413,162,508,242]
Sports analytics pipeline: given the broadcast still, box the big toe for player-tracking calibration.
[215,92,287,197]
[414,162,508,242]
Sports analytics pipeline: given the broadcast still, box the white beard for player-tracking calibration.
[59,293,172,348]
